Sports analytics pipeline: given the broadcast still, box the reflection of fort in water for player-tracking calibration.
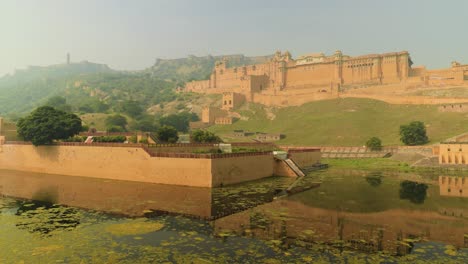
[0,170,277,219]
[439,176,468,197]
[1,170,467,254]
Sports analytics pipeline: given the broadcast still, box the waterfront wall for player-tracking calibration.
[287,149,321,167]
[0,144,213,187]
[0,142,318,187]
[211,153,274,186]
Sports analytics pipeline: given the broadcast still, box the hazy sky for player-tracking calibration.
[1,0,467,76]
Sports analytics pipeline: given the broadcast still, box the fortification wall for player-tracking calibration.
[0,144,213,187]
[287,150,321,167]
[341,93,468,105]
[286,63,335,87]
[211,153,274,186]
[0,142,299,187]
[253,92,336,107]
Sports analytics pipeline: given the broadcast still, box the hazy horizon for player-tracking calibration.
[1,0,468,76]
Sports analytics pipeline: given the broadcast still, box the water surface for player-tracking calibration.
[1,169,467,263]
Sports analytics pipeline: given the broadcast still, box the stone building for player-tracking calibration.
[201,106,228,124]
[255,133,283,142]
[185,50,468,107]
[439,133,468,165]
[221,92,245,110]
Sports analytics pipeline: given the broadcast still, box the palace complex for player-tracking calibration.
[185,50,468,107]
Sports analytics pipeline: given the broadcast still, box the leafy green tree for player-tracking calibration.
[158,112,199,133]
[191,130,222,143]
[17,106,82,146]
[78,98,109,113]
[130,115,158,132]
[105,114,127,130]
[121,100,144,118]
[106,126,126,132]
[399,121,429,146]
[155,125,179,143]
[365,137,382,151]
[45,96,72,112]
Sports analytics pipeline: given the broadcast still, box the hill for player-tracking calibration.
[207,98,468,146]
[0,53,271,118]
[145,54,272,82]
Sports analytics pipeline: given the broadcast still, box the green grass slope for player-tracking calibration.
[208,98,468,146]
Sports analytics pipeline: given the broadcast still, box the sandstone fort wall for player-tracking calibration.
[0,142,321,187]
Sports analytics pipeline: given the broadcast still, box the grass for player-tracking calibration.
[208,98,468,146]
[323,158,410,171]
[80,113,111,131]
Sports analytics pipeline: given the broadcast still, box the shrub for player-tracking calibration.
[107,126,126,133]
[155,125,178,143]
[365,137,382,151]
[399,121,429,146]
[191,130,222,143]
[129,135,138,143]
[139,138,149,144]
[62,135,86,142]
[93,136,126,143]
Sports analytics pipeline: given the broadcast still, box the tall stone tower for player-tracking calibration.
[67,53,70,65]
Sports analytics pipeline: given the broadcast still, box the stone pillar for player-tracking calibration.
[399,53,409,80]
[334,50,343,85]
[210,71,216,89]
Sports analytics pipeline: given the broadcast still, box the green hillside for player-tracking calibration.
[208,98,468,146]
[145,54,272,82]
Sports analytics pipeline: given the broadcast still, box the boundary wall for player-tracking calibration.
[0,141,321,187]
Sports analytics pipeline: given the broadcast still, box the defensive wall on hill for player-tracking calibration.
[185,50,468,107]
[0,139,320,187]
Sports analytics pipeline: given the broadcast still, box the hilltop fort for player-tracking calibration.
[184,50,468,107]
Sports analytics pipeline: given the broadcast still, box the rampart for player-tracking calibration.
[185,50,468,107]
[0,141,320,187]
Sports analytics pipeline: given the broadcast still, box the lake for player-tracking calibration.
[0,169,467,263]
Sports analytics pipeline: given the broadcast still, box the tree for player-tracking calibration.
[191,130,222,143]
[399,121,429,146]
[129,115,158,132]
[45,96,72,112]
[17,106,82,146]
[366,137,382,151]
[121,100,144,118]
[155,125,178,143]
[105,114,127,130]
[158,112,199,133]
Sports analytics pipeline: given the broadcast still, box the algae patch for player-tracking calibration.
[105,219,164,236]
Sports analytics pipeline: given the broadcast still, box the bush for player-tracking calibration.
[62,135,86,142]
[17,106,82,146]
[105,114,127,130]
[191,130,222,143]
[139,138,149,144]
[399,121,429,146]
[93,136,126,143]
[155,125,178,143]
[128,135,138,143]
[107,126,126,133]
[365,137,382,151]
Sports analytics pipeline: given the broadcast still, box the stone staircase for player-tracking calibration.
[320,146,394,158]
[284,158,305,177]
